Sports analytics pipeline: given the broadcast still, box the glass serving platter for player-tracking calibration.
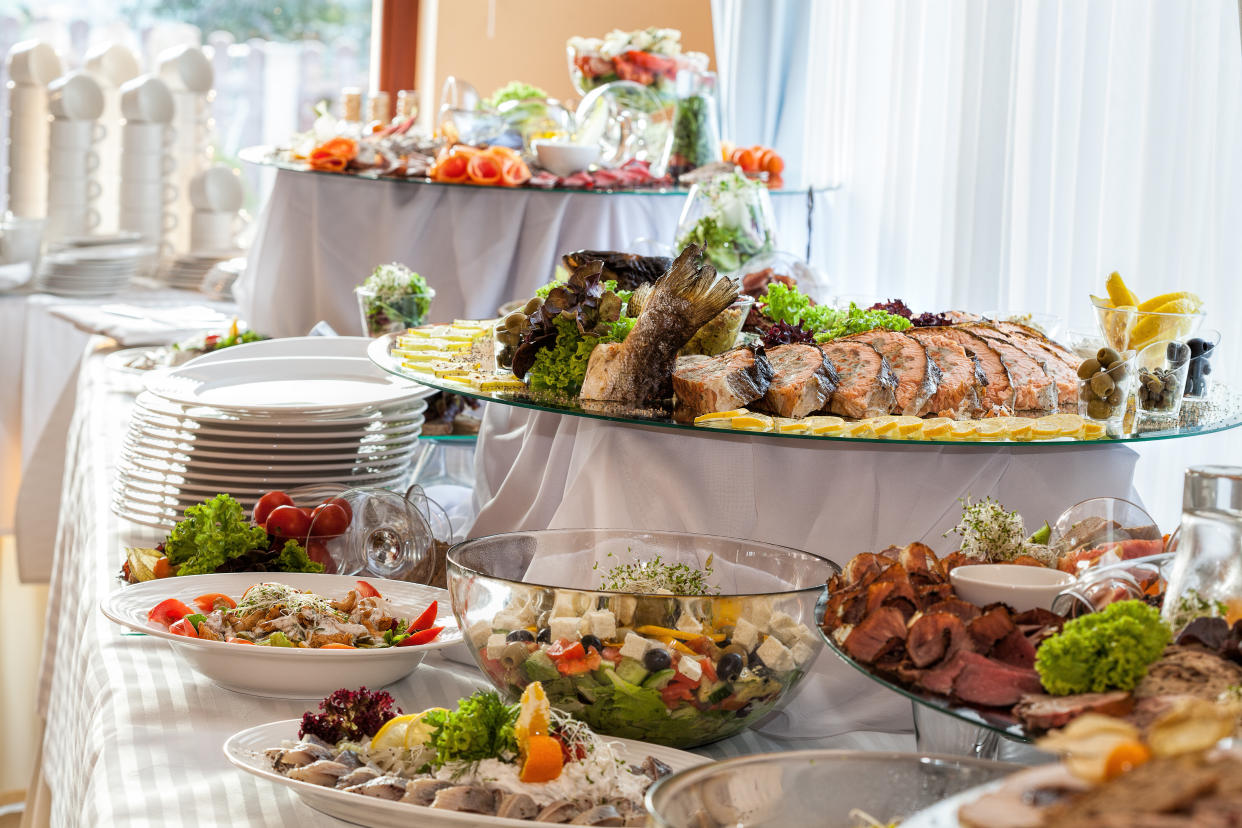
[239,145,834,197]
[365,334,1242,447]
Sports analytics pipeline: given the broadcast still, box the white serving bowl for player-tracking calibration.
[949,564,1075,613]
[532,140,599,177]
[101,572,460,697]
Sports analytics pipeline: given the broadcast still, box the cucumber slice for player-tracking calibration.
[642,668,676,690]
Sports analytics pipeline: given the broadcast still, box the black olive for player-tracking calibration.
[506,629,535,643]
[536,627,551,644]
[734,702,753,718]
[643,648,671,672]
[716,652,744,682]
[1189,338,1205,356]
[581,634,603,654]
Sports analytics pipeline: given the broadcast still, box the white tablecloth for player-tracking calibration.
[234,169,832,338]
[33,344,911,827]
[468,405,1144,738]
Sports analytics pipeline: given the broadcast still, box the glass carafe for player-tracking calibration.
[668,69,721,178]
[1162,466,1242,633]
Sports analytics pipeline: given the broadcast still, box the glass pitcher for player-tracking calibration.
[1162,466,1242,633]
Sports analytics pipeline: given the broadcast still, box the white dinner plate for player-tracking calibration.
[100,573,460,697]
[146,357,430,414]
[116,467,411,494]
[120,449,416,479]
[123,431,424,456]
[224,719,709,827]
[135,390,430,426]
[184,336,377,366]
[122,442,418,471]
[128,415,426,443]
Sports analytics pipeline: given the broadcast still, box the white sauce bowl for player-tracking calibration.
[949,564,1075,612]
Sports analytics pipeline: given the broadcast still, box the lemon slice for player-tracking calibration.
[811,421,848,436]
[694,409,749,424]
[371,714,419,751]
[947,421,978,441]
[1000,417,1035,441]
[803,416,845,431]
[839,421,875,438]
[775,418,809,433]
[919,417,953,440]
[973,420,1008,440]
[731,414,774,431]
[405,708,448,749]
[872,416,922,439]
[1081,421,1108,440]
[1033,413,1085,439]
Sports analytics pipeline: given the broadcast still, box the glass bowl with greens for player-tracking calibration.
[675,172,776,274]
[446,528,838,748]
[355,263,436,338]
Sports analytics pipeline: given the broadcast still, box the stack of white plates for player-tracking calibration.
[36,239,156,297]
[160,250,242,290]
[113,337,433,529]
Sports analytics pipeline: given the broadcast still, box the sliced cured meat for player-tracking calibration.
[950,652,1044,707]
[923,598,983,624]
[916,583,955,606]
[843,331,941,415]
[906,612,971,668]
[842,605,907,663]
[967,606,1017,652]
[898,542,946,585]
[904,330,986,418]
[915,327,1014,412]
[817,340,898,419]
[671,347,773,422]
[865,578,919,621]
[842,552,893,587]
[756,344,839,418]
[962,324,1058,413]
[1013,691,1134,732]
[920,650,970,695]
[990,627,1037,669]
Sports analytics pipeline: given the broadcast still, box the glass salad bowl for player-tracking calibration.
[1091,295,1204,354]
[675,172,777,274]
[645,750,1018,827]
[446,528,838,748]
[573,80,675,177]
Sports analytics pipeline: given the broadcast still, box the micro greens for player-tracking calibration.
[595,550,719,595]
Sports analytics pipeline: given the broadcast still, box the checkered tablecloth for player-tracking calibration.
[34,342,912,827]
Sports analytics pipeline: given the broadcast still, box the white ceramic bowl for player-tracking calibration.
[100,572,461,697]
[949,564,1075,613]
[532,140,599,177]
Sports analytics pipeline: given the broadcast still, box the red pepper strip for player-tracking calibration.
[409,600,438,632]
[396,626,443,647]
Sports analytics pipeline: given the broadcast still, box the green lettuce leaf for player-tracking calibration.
[165,494,271,576]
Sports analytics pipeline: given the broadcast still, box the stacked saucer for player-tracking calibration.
[36,238,156,297]
[160,251,241,290]
[113,337,433,529]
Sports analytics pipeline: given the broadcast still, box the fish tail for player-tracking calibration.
[654,244,739,328]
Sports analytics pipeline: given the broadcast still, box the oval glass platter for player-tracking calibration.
[366,334,1242,447]
[239,145,833,197]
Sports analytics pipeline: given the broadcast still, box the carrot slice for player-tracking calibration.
[319,642,356,649]
[466,153,502,185]
[519,735,564,782]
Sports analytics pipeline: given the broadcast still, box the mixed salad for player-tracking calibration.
[147,580,442,649]
[676,172,775,272]
[119,319,266,371]
[465,557,819,747]
[568,27,709,96]
[358,262,435,337]
[266,684,675,822]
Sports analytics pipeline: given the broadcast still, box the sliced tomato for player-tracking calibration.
[685,636,713,655]
[600,646,623,665]
[226,637,254,645]
[395,626,443,647]
[547,640,586,661]
[556,651,602,676]
[409,600,438,632]
[168,617,199,638]
[660,684,695,707]
[193,592,236,613]
[355,580,382,600]
[699,657,718,683]
[147,598,195,627]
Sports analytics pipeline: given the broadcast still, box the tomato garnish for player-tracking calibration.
[409,600,438,632]
[147,598,195,627]
[547,640,586,661]
[193,592,236,613]
[319,642,356,649]
[226,637,254,645]
[355,580,381,600]
[395,626,443,647]
[699,657,718,682]
[168,617,199,638]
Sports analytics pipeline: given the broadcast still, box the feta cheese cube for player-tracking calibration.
[468,619,494,648]
[675,612,703,636]
[731,617,760,652]
[791,640,816,667]
[741,598,773,631]
[491,610,525,632]
[551,590,591,617]
[582,610,617,641]
[485,633,509,660]
[548,616,581,642]
[609,595,637,626]
[677,655,703,682]
[756,636,795,673]
[619,632,652,661]
[768,611,800,645]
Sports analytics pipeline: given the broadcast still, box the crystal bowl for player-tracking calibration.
[1091,296,1204,354]
[446,528,838,748]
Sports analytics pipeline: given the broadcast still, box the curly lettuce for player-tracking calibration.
[1035,600,1171,695]
[164,494,323,576]
[759,284,911,342]
[526,315,637,395]
[424,690,518,766]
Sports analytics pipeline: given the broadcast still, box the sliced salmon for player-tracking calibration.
[915,327,1013,412]
[756,344,839,418]
[905,330,985,418]
[818,340,898,419]
[671,347,773,422]
[844,331,941,415]
[962,324,1058,414]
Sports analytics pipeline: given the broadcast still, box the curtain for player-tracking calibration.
[727,0,1242,526]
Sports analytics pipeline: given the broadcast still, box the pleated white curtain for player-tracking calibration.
[723,0,1242,525]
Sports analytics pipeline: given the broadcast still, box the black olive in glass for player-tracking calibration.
[536,627,551,644]
[1189,338,1205,356]
[643,648,671,672]
[716,652,744,682]
[506,629,535,643]
[580,634,603,654]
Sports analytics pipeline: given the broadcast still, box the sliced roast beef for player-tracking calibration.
[920,650,971,695]
[914,327,1014,412]
[817,340,898,418]
[865,578,919,621]
[898,542,946,585]
[990,627,1037,669]
[1013,691,1134,732]
[916,583,956,607]
[671,346,774,422]
[906,612,972,668]
[962,323,1058,413]
[756,343,839,418]
[843,330,941,415]
[1012,608,1066,629]
[842,605,908,663]
[904,330,986,418]
[842,552,892,587]
[950,652,1045,707]
[924,598,983,624]
[967,606,1017,652]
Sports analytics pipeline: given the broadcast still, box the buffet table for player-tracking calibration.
[234,166,831,338]
[29,341,912,827]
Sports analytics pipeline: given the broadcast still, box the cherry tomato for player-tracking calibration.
[147,598,195,627]
[254,491,294,526]
[323,496,353,523]
[306,539,336,574]
[395,626,443,647]
[409,600,438,632]
[355,580,382,599]
[193,592,237,613]
[310,503,350,537]
[266,505,311,538]
[168,617,199,638]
